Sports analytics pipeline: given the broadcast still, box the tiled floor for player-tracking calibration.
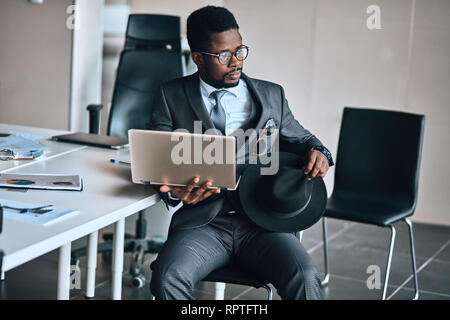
[1,217,449,300]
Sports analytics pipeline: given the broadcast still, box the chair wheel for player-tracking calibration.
[132,274,146,288]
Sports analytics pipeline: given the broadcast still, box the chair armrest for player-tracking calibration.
[86,104,103,134]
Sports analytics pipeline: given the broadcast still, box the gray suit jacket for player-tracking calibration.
[148,72,323,233]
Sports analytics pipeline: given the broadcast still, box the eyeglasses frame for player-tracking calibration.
[200,45,249,65]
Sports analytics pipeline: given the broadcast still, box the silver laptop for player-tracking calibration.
[128,129,239,190]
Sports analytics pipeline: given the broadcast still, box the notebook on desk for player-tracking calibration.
[52,132,128,149]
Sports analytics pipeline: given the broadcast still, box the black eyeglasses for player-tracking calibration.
[200,45,249,65]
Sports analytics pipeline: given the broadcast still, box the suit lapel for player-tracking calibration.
[184,72,215,131]
[184,72,270,132]
[241,73,269,130]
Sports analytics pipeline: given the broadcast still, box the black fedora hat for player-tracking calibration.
[237,152,327,232]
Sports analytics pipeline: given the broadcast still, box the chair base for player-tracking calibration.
[71,211,166,291]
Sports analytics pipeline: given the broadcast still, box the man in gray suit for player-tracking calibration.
[149,6,333,300]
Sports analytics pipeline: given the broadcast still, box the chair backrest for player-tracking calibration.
[333,107,425,208]
[124,14,181,52]
[107,14,183,138]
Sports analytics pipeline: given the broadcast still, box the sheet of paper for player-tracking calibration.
[1,198,79,226]
[0,173,82,191]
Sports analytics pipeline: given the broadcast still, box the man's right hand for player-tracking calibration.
[159,176,221,205]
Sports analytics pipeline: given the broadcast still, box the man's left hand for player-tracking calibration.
[304,150,329,180]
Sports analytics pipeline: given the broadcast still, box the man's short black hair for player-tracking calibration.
[187,6,239,53]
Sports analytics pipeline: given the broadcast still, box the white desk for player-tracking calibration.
[0,124,160,299]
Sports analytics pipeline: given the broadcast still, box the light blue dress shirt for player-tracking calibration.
[199,76,253,136]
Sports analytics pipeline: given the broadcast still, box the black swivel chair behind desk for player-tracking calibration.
[71,14,184,293]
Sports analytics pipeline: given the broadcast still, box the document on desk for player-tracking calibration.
[0,173,82,191]
[0,132,48,159]
[0,198,79,226]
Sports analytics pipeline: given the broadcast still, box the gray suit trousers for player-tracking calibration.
[150,210,322,300]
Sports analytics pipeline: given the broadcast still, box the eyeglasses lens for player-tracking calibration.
[218,47,248,64]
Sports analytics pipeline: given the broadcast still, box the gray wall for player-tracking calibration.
[0,0,103,132]
[0,0,73,130]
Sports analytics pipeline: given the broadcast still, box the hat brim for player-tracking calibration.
[238,152,327,232]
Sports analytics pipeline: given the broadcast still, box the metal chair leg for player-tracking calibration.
[382,225,396,300]
[262,284,273,300]
[214,282,226,300]
[404,218,419,300]
[321,217,330,287]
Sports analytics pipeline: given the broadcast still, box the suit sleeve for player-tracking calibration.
[147,85,183,209]
[278,86,324,156]
[147,85,174,132]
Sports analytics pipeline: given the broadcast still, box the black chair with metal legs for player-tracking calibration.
[320,107,424,300]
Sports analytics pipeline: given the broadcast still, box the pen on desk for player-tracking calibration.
[110,159,131,165]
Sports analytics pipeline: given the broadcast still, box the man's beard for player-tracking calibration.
[222,67,243,88]
[202,67,243,89]
[223,80,240,88]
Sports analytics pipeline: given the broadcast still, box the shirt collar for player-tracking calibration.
[199,75,245,99]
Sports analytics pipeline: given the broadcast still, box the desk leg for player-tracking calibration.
[86,231,98,299]
[57,242,71,300]
[112,218,125,300]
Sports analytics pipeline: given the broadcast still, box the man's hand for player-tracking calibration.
[160,176,221,205]
[304,150,329,180]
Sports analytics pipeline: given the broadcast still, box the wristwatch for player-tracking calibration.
[312,145,334,166]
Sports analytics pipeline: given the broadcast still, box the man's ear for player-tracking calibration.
[191,52,203,68]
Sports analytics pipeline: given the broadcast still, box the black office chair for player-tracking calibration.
[71,14,184,292]
[321,107,424,300]
[87,14,183,137]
